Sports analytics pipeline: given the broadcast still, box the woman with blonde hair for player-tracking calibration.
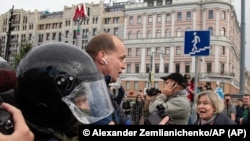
[193,91,236,125]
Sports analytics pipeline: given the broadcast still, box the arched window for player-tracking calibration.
[156,30,161,38]
[147,30,152,38]
[208,27,213,36]
[220,27,226,36]
[165,29,170,38]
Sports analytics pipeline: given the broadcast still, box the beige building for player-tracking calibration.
[0,0,249,96]
[122,0,249,96]
[0,1,126,63]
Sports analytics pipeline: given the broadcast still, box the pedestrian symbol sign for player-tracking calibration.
[184,30,210,56]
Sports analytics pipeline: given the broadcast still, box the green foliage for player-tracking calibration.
[14,42,32,69]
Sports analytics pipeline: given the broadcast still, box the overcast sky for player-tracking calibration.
[0,0,249,70]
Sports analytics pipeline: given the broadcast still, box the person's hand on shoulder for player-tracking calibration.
[0,102,34,141]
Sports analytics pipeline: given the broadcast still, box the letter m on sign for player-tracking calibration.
[73,3,88,21]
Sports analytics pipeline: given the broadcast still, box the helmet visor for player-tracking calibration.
[62,78,114,124]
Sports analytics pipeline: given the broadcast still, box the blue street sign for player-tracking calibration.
[184,30,210,56]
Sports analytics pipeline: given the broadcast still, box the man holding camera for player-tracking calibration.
[222,94,236,122]
[146,73,191,125]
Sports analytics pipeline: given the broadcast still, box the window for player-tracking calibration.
[165,29,170,38]
[73,30,77,39]
[157,1,162,6]
[185,63,190,73]
[81,40,88,49]
[220,63,225,75]
[148,2,153,6]
[166,0,172,4]
[164,63,169,73]
[165,47,170,55]
[156,30,161,38]
[186,11,191,20]
[92,28,97,35]
[147,30,152,38]
[156,47,161,53]
[66,20,71,26]
[146,48,151,56]
[208,10,213,19]
[146,64,150,73]
[128,31,133,39]
[208,27,213,36]
[127,64,131,73]
[137,15,142,24]
[157,14,161,23]
[105,18,111,24]
[92,18,98,24]
[58,32,62,41]
[114,28,119,36]
[137,31,142,39]
[177,12,182,21]
[65,30,69,38]
[166,13,171,22]
[207,63,212,73]
[28,34,32,40]
[104,28,110,33]
[136,48,140,56]
[113,17,119,23]
[134,81,138,90]
[155,64,159,73]
[82,29,89,38]
[135,64,140,73]
[148,15,153,23]
[38,34,43,42]
[46,33,50,40]
[175,63,180,73]
[222,11,226,20]
[220,27,226,36]
[221,46,225,55]
[52,32,56,40]
[176,28,181,37]
[126,81,130,90]
[127,48,132,56]
[176,46,181,55]
[129,16,133,24]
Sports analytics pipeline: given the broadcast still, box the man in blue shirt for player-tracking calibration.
[215,82,224,100]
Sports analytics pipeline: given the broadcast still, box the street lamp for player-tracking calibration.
[148,50,164,88]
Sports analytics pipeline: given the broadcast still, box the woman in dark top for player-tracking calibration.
[193,91,236,125]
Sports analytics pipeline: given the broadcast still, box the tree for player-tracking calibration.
[14,42,32,69]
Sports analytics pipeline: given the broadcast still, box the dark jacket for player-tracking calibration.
[236,106,249,125]
[193,113,237,125]
[105,75,129,125]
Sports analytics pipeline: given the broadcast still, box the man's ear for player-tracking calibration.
[97,50,105,64]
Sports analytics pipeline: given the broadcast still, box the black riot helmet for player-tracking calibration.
[16,42,114,129]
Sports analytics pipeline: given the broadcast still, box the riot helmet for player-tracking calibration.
[16,42,114,129]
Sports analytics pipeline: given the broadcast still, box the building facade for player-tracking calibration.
[122,0,249,96]
[0,0,249,96]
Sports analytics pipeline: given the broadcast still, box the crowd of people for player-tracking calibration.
[0,32,249,141]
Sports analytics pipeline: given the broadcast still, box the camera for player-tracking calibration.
[146,87,161,96]
[146,104,174,125]
[0,108,14,135]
